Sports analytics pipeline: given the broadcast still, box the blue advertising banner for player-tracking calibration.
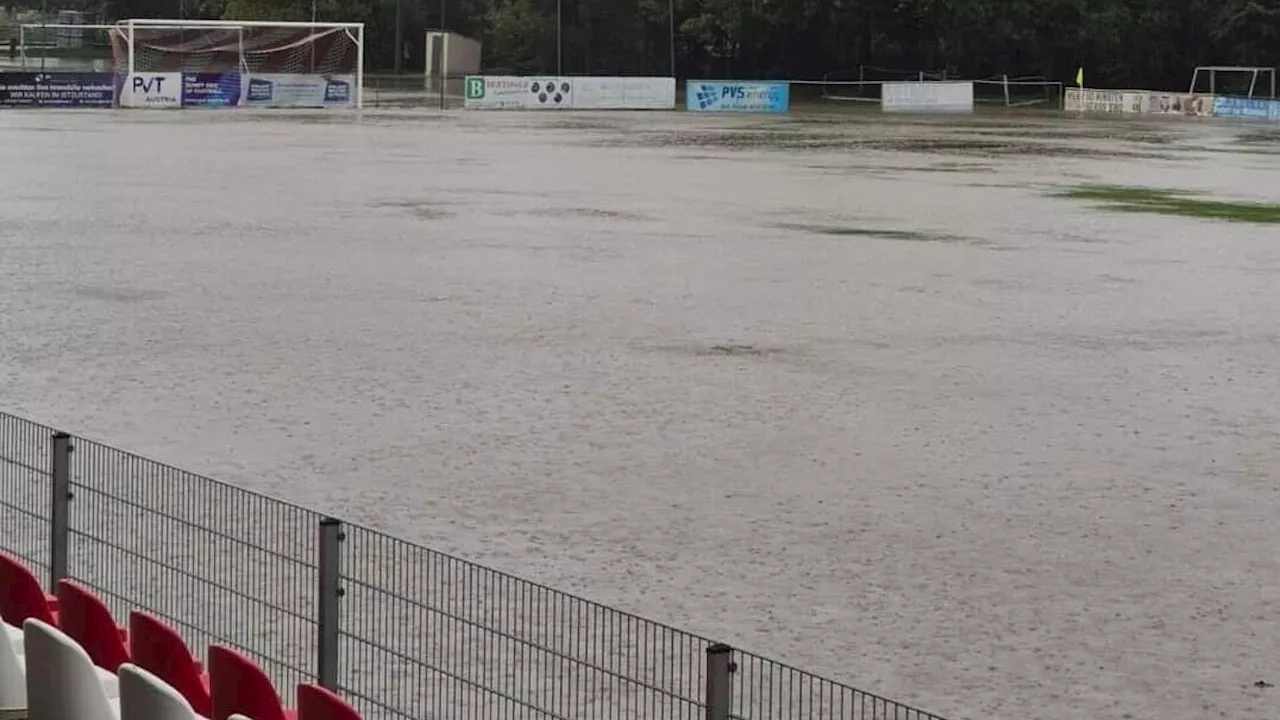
[244,74,356,108]
[1211,96,1276,120]
[0,72,116,108]
[686,81,789,113]
[181,73,241,107]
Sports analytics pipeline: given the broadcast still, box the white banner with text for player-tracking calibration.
[121,73,183,108]
[882,81,974,113]
[464,76,675,110]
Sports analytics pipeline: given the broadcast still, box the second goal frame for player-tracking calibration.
[115,18,366,108]
[1188,66,1277,99]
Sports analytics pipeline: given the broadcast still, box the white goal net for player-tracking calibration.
[17,24,117,71]
[109,19,364,109]
[1188,66,1276,98]
[972,76,1063,107]
[819,72,1062,108]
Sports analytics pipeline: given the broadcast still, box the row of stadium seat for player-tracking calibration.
[1,553,360,720]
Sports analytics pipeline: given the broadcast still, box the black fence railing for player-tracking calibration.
[0,410,951,720]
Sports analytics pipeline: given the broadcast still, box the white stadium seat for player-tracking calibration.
[119,664,197,720]
[3,623,22,654]
[23,618,120,720]
[0,620,25,707]
[100,666,122,698]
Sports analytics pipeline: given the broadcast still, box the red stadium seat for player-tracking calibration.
[129,611,212,718]
[297,684,362,720]
[0,553,58,627]
[209,645,296,720]
[56,580,131,672]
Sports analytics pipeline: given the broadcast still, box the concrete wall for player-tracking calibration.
[424,31,481,79]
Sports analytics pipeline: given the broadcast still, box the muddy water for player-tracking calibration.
[1,107,1278,720]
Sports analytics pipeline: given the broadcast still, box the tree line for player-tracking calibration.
[22,0,1280,88]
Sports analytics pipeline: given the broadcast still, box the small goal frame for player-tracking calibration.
[817,73,1063,108]
[114,18,366,108]
[1188,66,1276,98]
[18,23,118,70]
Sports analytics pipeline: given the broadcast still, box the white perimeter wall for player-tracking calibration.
[883,81,974,113]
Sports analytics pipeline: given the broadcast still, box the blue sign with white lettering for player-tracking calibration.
[686,81,789,113]
[1211,96,1276,120]
[0,72,116,108]
[182,73,241,107]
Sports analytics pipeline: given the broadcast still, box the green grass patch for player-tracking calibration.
[1061,184,1280,223]
[813,227,933,239]
[774,222,1008,249]
[776,223,964,242]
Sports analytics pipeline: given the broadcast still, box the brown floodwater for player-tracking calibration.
[2,106,1278,720]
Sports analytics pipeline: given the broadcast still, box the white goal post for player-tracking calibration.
[18,23,117,70]
[1188,66,1276,98]
[112,18,365,108]
[818,74,1063,108]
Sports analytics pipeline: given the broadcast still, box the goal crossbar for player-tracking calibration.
[19,23,118,29]
[119,18,363,29]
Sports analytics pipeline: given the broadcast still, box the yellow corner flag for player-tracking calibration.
[1076,67,1084,88]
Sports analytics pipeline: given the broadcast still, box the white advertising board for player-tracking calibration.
[1130,91,1213,117]
[882,81,973,113]
[1066,88,1213,117]
[244,74,356,108]
[573,77,675,109]
[463,76,675,110]
[464,76,574,109]
[121,72,182,108]
[1065,88,1125,113]
[1121,92,1146,113]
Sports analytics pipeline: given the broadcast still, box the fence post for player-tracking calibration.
[317,517,344,690]
[317,518,344,689]
[706,643,733,720]
[49,432,72,590]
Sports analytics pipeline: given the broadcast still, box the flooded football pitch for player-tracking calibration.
[2,106,1278,720]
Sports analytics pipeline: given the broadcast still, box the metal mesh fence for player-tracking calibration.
[66,436,322,692]
[363,73,467,109]
[730,651,947,720]
[338,526,709,720]
[0,414,954,720]
[0,411,54,583]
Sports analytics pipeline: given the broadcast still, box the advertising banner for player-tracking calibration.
[882,81,974,113]
[0,72,116,108]
[121,72,182,108]
[181,73,242,108]
[686,81,789,113]
[244,74,355,108]
[464,76,574,109]
[573,77,675,110]
[1211,96,1277,120]
[1065,88,1125,114]
[1139,92,1213,117]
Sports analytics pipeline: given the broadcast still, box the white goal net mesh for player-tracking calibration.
[819,74,1062,108]
[972,76,1063,107]
[109,24,360,75]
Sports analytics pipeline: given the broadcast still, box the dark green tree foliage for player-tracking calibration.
[85,0,1280,82]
